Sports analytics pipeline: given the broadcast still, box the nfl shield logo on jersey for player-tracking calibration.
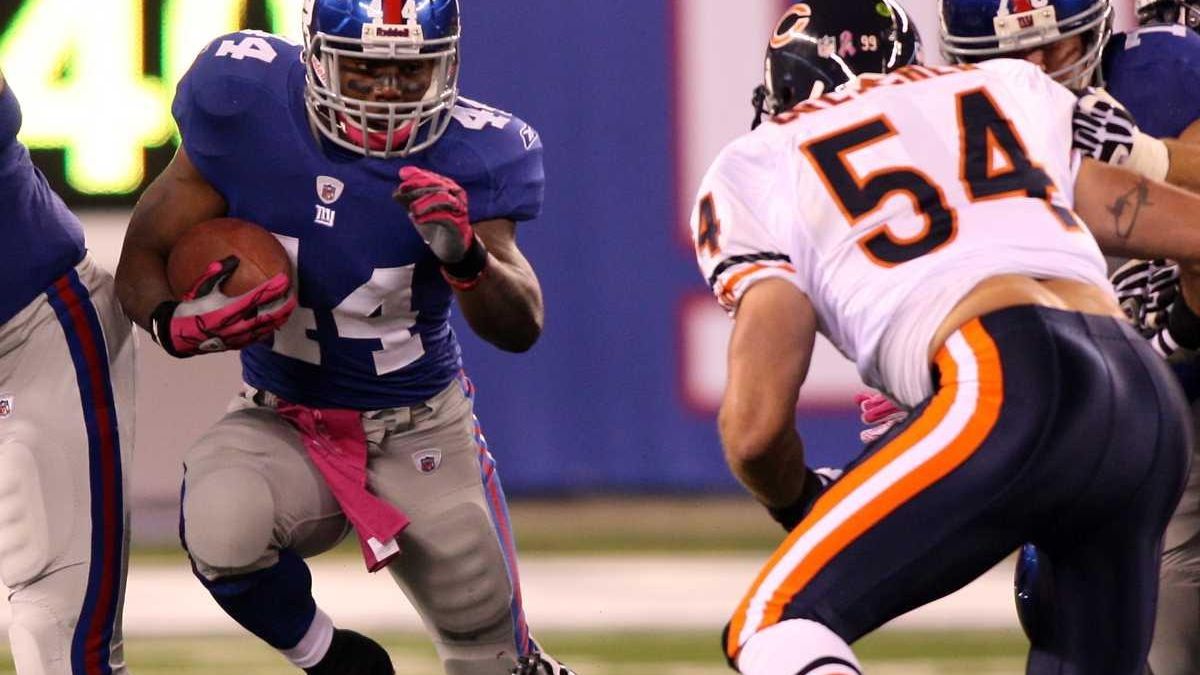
[0,395,12,419]
[316,176,345,205]
[413,449,442,474]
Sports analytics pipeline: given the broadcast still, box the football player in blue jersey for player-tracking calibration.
[114,1,573,674]
[0,68,135,674]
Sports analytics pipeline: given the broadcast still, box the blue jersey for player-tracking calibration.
[1104,24,1200,139]
[0,82,86,325]
[1104,25,1200,402]
[172,32,545,409]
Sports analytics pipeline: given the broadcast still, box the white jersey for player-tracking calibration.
[692,60,1112,406]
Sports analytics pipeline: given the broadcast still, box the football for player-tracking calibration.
[167,217,292,299]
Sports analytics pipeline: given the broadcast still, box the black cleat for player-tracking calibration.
[303,628,394,675]
[510,651,578,675]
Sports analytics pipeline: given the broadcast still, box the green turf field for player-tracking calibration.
[0,498,1028,673]
[0,629,1029,673]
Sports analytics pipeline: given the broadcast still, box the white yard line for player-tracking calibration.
[0,555,1017,636]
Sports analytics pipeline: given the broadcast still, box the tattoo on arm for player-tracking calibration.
[1107,177,1154,240]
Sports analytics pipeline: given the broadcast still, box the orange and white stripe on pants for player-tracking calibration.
[726,318,1004,660]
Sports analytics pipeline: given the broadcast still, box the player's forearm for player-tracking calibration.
[1076,158,1200,262]
[719,279,817,508]
[720,416,810,508]
[455,258,543,352]
[115,244,173,330]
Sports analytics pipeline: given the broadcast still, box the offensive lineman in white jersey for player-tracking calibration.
[694,2,1200,673]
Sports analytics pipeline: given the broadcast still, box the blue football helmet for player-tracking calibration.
[751,0,922,129]
[939,0,1112,89]
[1136,0,1200,29]
[302,0,460,157]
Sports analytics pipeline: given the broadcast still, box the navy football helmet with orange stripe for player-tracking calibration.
[939,0,1112,90]
[303,0,460,157]
[751,0,922,129]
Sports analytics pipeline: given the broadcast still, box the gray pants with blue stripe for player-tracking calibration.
[180,377,532,674]
[0,256,135,675]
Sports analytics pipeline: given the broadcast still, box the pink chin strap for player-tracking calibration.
[337,112,414,152]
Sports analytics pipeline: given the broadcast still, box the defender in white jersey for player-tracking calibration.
[695,3,1200,673]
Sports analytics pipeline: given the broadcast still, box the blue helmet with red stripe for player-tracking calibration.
[302,0,461,157]
[939,0,1112,89]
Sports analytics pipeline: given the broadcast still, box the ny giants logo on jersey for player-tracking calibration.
[994,0,1057,38]
[314,176,343,226]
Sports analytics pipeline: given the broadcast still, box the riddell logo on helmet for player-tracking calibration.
[369,25,413,38]
[770,4,812,48]
[362,23,424,44]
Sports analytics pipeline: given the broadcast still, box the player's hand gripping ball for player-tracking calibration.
[153,218,297,358]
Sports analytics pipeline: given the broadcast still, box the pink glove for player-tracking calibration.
[393,167,489,289]
[855,391,909,444]
[151,256,297,358]
[393,166,473,262]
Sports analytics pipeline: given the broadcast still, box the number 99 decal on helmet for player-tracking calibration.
[939,0,1112,90]
[302,0,461,158]
[751,0,922,129]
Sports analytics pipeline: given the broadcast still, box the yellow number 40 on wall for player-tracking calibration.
[0,0,300,195]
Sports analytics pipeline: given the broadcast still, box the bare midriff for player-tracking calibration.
[928,274,1125,361]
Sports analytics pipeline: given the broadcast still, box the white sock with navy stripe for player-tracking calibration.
[737,619,861,675]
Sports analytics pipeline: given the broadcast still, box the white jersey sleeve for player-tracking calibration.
[690,137,807,314]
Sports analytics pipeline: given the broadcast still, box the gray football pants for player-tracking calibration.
[1150,399,1200,675]
[0,256,135,675]
[180,378,532,675]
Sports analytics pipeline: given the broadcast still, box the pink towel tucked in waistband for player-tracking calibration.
[275,402,409,572]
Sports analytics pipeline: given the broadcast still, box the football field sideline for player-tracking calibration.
[0,554,1017,636]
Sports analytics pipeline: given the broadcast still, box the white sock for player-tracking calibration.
[282,608,335,669]
[737,619,861,675]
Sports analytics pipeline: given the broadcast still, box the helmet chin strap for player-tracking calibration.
[751,85,769,130]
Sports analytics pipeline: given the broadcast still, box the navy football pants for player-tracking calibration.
[727,306,1191,675]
